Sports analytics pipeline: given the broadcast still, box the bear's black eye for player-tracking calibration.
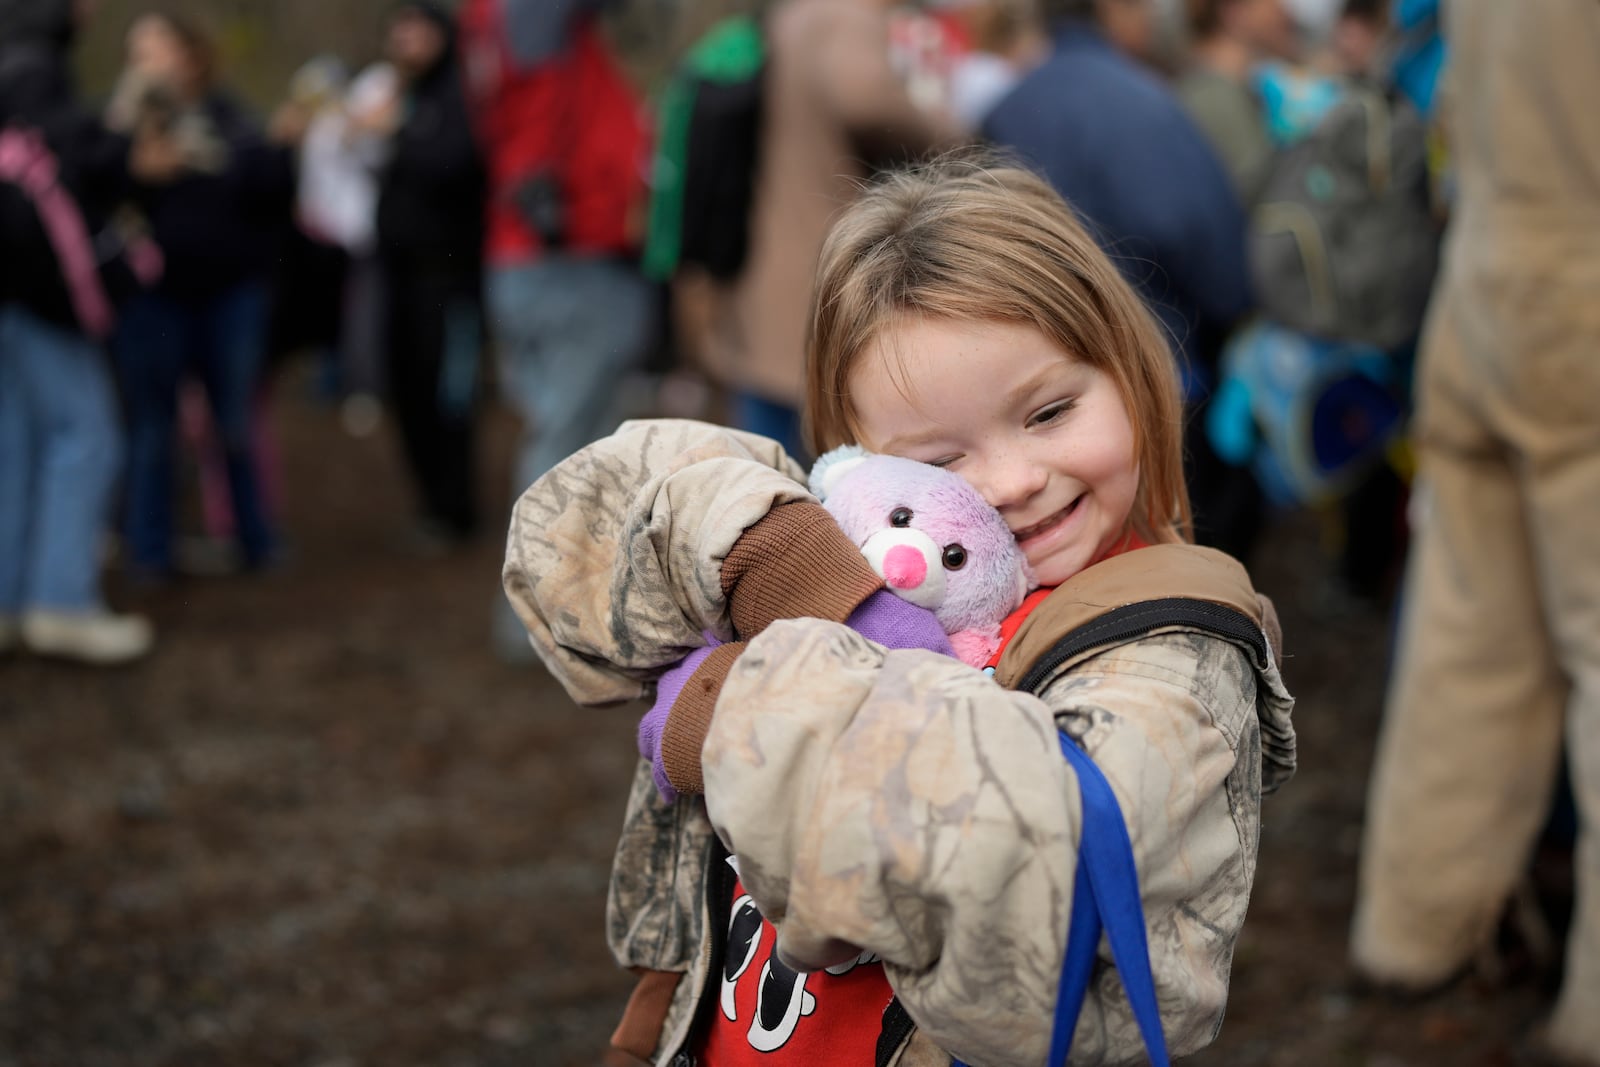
[890,507,913,528]
[942,544,967,570]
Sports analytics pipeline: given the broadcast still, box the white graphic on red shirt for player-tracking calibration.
[714,866,885,1056]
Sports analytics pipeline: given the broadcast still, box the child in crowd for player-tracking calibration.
[503,157,1295,1065]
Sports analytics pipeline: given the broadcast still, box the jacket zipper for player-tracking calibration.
[663,837,735,1067]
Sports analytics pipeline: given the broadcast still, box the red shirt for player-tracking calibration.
[984,534,1152,671]
[699,870,896,1064]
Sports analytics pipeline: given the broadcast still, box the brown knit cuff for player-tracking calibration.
[721,502,885,639]
[660,641,746,796]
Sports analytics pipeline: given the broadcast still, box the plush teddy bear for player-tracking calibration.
[810,445,1035,669]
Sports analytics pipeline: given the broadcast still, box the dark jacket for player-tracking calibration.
[983,22,1251,391]
[376,7,485,269]
[130,91,295,302]
[0,0,135,331]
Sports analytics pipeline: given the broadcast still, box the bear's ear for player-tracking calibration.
[808,444,871,502]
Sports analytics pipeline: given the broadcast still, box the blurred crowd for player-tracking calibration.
[0,0,1435,668]
[2,0,1596,1058]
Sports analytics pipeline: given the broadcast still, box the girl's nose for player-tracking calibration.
[975,454,1048,511]
[881,544,928,590]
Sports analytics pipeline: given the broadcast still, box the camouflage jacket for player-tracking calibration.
[503,420,1297,1066]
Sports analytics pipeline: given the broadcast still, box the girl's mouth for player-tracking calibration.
[1013,495,1084,545]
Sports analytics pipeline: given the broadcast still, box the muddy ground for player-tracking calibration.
[0,370,1570,1066]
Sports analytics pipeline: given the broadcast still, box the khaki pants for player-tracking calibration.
[1351,247,1600,1056]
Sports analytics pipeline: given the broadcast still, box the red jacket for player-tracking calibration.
[458,4,649,265]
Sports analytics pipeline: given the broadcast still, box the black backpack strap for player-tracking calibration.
[1015,597,1268,696]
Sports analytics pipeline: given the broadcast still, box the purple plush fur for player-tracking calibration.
[811,448,1035,668]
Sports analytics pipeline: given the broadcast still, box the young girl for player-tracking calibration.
[503,159,1295,1066]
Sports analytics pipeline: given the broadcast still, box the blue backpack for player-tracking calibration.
[1208,320,1406,508]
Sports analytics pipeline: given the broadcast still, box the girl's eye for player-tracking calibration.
[928,455,961,469]
[1029,400,1076,428]
[941,544,967,570]
[890,507,913,528]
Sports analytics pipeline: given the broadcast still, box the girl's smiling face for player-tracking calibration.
[849,317,1140,588]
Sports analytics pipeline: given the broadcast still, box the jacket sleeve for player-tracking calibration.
[501,418,813,705]
[701,619,1265,1067]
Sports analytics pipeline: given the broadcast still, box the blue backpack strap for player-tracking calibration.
[951,731,1169,1067]
[1047,780,1103,1063]
[950,596,1265,1067]
[1054,731,1171,1066]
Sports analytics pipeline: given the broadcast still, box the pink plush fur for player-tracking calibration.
[812,448,1035,668]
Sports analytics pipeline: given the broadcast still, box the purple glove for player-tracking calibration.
[845,590,955,657]
[637,596,950,804]
[639,636,722,803]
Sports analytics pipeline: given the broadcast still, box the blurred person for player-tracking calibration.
[375,2,486,547]
[1097,0,1162,66]
[886,2,964,119]
[110,11,295,581]
[983,0,1261,560]
[1350,3,1600,1064]
[676,0,962,460]
[264,57,356,407]
[986,0,1251,377]
[937,0,1049,131]
[1175,0,1301,205]
[0,0,175,664]
[1326,0,1386,78]
[1280,0,1340,28]
[458,0,653,660]
[276,57,398,435]
[457,0,650,505]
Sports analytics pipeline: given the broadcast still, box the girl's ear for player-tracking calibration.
[808,444,871,502]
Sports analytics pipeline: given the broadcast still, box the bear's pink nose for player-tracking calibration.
[881,544,928,590]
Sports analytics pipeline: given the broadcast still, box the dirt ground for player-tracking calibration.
[0,369,1571,1067]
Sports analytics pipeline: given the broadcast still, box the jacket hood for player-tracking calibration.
[391,0,458,81]
[0,0,77,50]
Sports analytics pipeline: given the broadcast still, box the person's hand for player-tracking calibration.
[638,637,723,803]
[844,589,954,657]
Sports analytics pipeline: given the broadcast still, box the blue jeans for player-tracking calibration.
[116,282,275,573]
[487,257,654,496]
[0,304,124,612]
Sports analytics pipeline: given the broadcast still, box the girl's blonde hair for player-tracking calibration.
[805,155,1192,545]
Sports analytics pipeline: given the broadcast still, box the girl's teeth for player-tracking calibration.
[1018,498,1079,540]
